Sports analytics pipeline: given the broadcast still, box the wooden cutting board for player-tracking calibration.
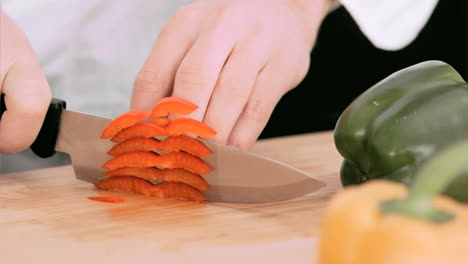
[0,131,342,264]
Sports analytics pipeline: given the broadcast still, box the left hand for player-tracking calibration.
[131,0,335,150]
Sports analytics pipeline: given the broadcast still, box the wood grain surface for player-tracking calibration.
[0,131,343,264]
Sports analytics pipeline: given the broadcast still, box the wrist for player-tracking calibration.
[286,0,338,48]
[291,0,338,14]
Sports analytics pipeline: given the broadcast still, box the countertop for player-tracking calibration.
[0,131,343,264]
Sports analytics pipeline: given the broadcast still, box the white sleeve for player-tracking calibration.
[2,0,192,117]
[338,0,439,51]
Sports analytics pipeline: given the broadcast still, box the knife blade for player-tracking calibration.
[1,95,325,203]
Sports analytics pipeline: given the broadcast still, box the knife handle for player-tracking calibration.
[0,93,66,158]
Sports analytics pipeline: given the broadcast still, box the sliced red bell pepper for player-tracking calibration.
[150,117,170,127]
[98,97,215,203]
[96,176,206,202]
[103,151,212,174]
[107,135,212,157]
[160,135,212,157]
[104,167,211,190]
[152,181,206,202]
[88,196,125,203]
[111,123,166,143]
[166,118,216,138]
[150,97,198,118]
[95,175,155,196]
[101,110,149,139]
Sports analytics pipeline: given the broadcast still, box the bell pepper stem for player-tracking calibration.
[380,141,468,222]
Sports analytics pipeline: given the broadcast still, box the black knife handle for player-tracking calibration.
[0,93,66,158]
[0,94,5,117]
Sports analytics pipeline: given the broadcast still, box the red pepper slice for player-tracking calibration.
[95,176,206,202]
[150,117,170,127]
[101,110,149,139]
[107,135,213,157]
[152,181,206,202]
[150,97,198,118]
[166,118,216,138]
[95,176,155,196]
[88,196,125,203]
[104,167,211,190]
[160,135,212,157]
[103,151,212,174]
[108,138,160,156]
[111,123,167,143]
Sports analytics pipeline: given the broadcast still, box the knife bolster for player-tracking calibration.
[30,98,66,158]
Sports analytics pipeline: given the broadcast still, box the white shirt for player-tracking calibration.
[3,0,192,117]
[2,0,439,117]
[338,0,438,50]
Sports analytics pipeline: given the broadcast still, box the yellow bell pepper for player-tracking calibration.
[318,141,468,264]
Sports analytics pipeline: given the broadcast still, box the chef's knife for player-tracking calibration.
[0,94,324,203]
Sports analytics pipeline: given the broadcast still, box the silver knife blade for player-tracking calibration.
[56,109,325,203]
[55,110,115,184]
[200,141,325,202]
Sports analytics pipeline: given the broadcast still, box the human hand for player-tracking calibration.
[0,12,51,153]
[131,0,335,150]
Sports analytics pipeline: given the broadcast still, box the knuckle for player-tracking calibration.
[18,101,48,116]
[174,4,197,20]
[158,4,197,39]
[175,64,209,88]
[217,76,250,101]
[217,5,236,19]
[242,99,271,124]
[292,55,310,86]
[176,3,196,18]
[9,84,51,116]
[12,107,45,122]
[133,70,164,93]
[227,87,250,103]
[272,52,310,91]
[156,23,172,40]
[227,135,248,151]
[227,134,253,151]
[216,3,245,26]
[0,141,29,154]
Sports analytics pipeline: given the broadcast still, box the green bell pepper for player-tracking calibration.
[334,60,468,202]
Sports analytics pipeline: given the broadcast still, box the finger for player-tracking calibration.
[131,4,201,112]
[226,64,289,151]
[0,51,51,154]
[202,41,269,144]
[170,20,239,121]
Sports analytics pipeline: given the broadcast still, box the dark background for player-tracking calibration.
[259,0,467,139]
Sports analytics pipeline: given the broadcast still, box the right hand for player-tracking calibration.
[0,12,51,153]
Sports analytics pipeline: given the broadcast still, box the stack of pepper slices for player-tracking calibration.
[95,97,215,203]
